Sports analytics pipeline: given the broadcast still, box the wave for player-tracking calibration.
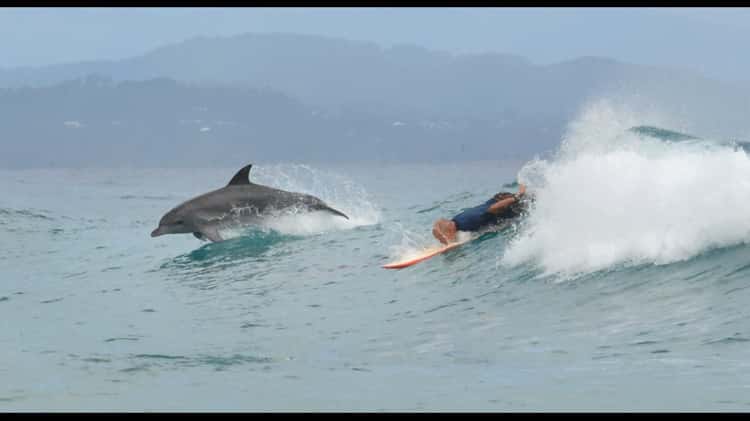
[0,208,53,220]
[120,194,181,201]
[169,230,295,267]
[501,99,750,278]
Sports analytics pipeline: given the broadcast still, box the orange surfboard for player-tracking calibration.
[382,222,511,270]
[382,236,475,270]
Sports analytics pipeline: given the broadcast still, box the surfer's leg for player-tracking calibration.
[432,218,458,244]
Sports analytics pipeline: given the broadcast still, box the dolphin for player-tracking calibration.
[151,163,349,242]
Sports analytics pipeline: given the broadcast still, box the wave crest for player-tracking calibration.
[502,99,750,278]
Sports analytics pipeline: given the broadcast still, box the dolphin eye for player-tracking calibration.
[175,220,184,225]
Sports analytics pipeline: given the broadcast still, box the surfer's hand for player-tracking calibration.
[517,184,526,196]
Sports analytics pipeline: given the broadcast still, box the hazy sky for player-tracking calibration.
[3,7,750,82]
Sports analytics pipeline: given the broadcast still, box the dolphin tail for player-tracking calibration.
[321,205,349,220]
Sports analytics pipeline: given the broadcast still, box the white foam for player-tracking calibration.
[502,99,750,278]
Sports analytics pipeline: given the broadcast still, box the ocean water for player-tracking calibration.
[3,102,750,411]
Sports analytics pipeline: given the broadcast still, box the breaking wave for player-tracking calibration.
[502,99,750,278]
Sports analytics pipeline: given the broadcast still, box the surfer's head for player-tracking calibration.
[432,218,458,245]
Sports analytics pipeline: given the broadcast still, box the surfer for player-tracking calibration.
[431,183,529,245]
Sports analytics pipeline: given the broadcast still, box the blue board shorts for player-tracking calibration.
[451,198,501,232]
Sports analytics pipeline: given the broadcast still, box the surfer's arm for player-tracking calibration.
[487,196,517,214]
[487,184,525,215]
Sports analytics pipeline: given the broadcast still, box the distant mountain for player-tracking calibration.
[1,34,547,117]
[2,33,743,122]
[2,33,749,167]
[0,76,557,168]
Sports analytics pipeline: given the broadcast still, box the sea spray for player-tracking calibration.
[502,99,750,278]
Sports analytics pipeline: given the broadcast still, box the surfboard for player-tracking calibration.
[382,222,511,270]
[382,234,477,270]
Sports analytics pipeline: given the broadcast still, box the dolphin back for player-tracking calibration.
[224,163,349,220]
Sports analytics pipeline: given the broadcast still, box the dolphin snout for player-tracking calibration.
[151,227,163,237]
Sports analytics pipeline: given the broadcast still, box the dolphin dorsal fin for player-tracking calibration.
[227,164,253,186]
